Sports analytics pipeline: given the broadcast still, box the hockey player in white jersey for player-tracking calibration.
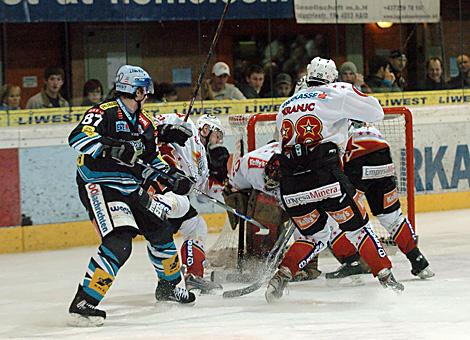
[266,57,403,302]
[326,121,434,280]
[154,113,228,293]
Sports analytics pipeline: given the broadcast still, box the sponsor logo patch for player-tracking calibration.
[248,156,267,169]
[292,210,321,230]
[283,182,341,208]
[116,121,130,132]
[353,191,367,219]
[108,201,138,229]
[89,268,114,296]
[383,188,399,209]
[362,163,395,179]
[162,254,180,276]
[99,101,118,110]
[328,206,355,224]
[86,183,113,237]
[81,125,96,137]
[138,113,151,129]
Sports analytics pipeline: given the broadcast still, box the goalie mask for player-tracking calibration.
[264,154,281,191]
[307,57,338,85]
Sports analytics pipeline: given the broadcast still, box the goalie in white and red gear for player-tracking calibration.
[266,57,404,303]
[327,121,434,280]
[154,113,228,293]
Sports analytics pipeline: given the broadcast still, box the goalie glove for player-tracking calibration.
[157,123,193,146]
[101,137,145,166]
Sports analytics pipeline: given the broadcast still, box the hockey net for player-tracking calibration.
[207,107,414,269]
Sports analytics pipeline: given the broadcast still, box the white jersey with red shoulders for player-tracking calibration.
[276,82,384,152]
[154,113,209,191]
[344,123,390,163]
[229,142,280,195]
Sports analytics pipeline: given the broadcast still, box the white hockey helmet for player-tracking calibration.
[307,57,338,85]
[294,75,308,94]
[115,65,154,96]
[197,114,225,136]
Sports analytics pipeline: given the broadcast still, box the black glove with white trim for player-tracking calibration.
[157,123,193,146]
[159,167,196,196]
[102,138,145,166]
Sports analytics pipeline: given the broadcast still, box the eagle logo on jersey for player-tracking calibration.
[281,119,294,144]
[295,115,323,145]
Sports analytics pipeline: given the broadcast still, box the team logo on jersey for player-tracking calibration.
[295,115,323,145]
[292,210,320,230]
[383,188,399,209]
[248,157,267,169]
[116,121,130,132]
[281,119,294,144]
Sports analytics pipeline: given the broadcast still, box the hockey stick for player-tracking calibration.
[184,0,231,122]
[135,158,269,235]
[222,220,296,298]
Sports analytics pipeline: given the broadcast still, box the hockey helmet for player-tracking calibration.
[115,65,154,96]
[264,153,281,191]
[197,114,225,136]
[307,57,338,85]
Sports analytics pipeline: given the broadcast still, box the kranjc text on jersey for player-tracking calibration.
[344,124,390,163]
[277,82,384,152]
[230,141,280,198]
[154,113,209,191]
[69,98,165,195]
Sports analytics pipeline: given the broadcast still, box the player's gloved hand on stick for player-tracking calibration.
[161,167,196,196]
[208,144,229,183]
[102,137,144,166]
[134,188,170,221]
[157,123,193,146]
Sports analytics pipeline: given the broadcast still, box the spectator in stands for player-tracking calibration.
[81,79,103,107]
[447,54,470,89]
[236,64,265,98]
[152,82,178,103]
[26,66,69,109]
[339,61,370,92]
[0,84,22,110]
[389,50,408,90]
[364,55,400,93]
[273,73,293,97]
[421,57,447,90]
[209,61,246,100]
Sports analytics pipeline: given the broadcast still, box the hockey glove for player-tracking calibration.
[207,144,229,183]
[134,188,170,221]
[102,138,145,166]
[160,167,196,196]
[157,123,193,146]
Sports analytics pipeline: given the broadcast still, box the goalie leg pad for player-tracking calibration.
[223,190,249,230]
[147,241,182,284]
[346,224,391,276]
[181,239,206,277]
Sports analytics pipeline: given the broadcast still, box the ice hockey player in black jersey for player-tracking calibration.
[67,65,196,327]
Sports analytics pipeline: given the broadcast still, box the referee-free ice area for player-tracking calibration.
[1,209,469,340]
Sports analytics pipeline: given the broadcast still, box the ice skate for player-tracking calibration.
[407,247,435,279]
[265,266,292,304]
[377,268,405,292]
[325,259,370,279]
[185,273,223,294]
[155,280,196,305]
[68,287,106,327]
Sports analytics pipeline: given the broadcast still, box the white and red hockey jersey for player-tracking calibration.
[276,82,384,152]
[229,142,280,195]
[344,124,390,163]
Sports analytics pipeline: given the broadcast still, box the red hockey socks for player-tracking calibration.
[181,240,206,277]
[330,231,357,262]
[393,218,418,255]
[280,240,318,277]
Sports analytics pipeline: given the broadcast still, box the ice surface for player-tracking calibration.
[1,209,470,339]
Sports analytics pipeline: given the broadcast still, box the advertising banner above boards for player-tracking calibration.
[294,0,439,24]
[0,0,292,22]
[1,89,470,127]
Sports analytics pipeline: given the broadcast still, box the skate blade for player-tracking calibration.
[326,274,365,287]
[67,313,105,327]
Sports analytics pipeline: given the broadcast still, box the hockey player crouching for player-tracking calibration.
[67,65,196,327]
[266,57,404,303]
[226,141,322,280]
[325,121,434,280]
[153,113,229,293]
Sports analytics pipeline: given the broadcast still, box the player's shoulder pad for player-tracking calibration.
[99,100,119,110]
